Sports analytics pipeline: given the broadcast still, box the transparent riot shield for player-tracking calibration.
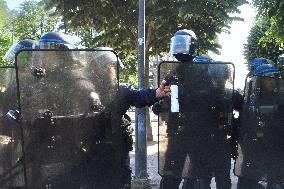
[15,49,120,188]
[234,76,284,182]
[0,66,24,187]
[158,61,235,178]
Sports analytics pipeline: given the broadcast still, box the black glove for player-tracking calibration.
[152,96,171,115]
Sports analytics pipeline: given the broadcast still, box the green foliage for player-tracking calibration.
[0,0,8,25]
[44,0,247,56]
[43,0,247,85]
[119,55,138,88]
[252,0,284,47]
[244,20,283,64]
[0,0,11,66]
[0,26,12,66]
[10,0,59,40]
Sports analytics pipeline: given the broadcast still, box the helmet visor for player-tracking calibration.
[39,41,75,49]
[278,54,284,66]
[3,43,22,62]
[170,35,191,55]
[3,42,38,62]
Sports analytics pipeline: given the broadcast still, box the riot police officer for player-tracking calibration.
[37,32,170,189]
[235,58,284,189]
[155,29,237,189]
[0,39,38,187]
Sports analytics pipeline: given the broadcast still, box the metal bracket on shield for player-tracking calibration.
[33,67,46,76]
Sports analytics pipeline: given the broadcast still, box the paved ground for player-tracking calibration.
[128,110,239,189]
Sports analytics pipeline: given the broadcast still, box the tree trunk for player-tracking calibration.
[145,53,153,141]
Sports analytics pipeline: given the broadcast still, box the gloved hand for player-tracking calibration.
[156,80,171,99]
[152,99,170,115]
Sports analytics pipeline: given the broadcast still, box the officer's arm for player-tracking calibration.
[127,80,170,108]
[128,88,158,108]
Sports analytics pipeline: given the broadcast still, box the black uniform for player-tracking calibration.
[157,61,235,189]
[235,76,284,189]
[80,85,158,189]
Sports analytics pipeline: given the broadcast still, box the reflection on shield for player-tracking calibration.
[158,61,235,178]
[15,50,120,188]
[234,76,284,182]
[0,66,24,187]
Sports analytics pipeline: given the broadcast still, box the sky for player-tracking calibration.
[6,0,32,10]
[208,3,257,89]
[6,0,257,89]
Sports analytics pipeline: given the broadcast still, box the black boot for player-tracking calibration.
[215,175,231,189]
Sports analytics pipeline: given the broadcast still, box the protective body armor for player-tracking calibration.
[0,49,124,189]
[235,76,284,183]
[158,61,235,179]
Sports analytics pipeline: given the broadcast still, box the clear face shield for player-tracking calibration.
[39,41,75,49]
[3,42,38,63]
[278,54,284,67]
[170,35,191,55]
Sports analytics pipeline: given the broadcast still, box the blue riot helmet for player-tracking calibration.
[3,39,38,63]
[170,29,198,62]
[252,63,279,77]
[193,55,214,63]
[39,32,75,49]
[249,58,271,72]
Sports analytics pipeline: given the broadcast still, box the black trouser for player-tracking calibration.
[160,177,213,189]
[237,177,284,189]
[121,153,132,189]
[160,177,182,189]
[182,178,211,189]
[182,176,231,189]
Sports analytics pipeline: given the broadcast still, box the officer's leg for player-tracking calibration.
[121,154,132,189]
[160,136,187,189]
[194,178,211,189]
[160,176,182,189]
[182,178,211,189]
[237,177,265,189]
[215,175,231,189]
[182,178,195,189]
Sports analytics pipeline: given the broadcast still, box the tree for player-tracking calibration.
[0,0,11,66]
[43,0,247,70]
[10,0,59,40]
[252,0,284,47]
[42,0,248,93]
[244,20,283,64]
[0,0,9,25]
[0,27,12,66]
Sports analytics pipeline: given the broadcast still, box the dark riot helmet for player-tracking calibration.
[39,32,75,49]
[3,39,38,63]
[170,29,198,61]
